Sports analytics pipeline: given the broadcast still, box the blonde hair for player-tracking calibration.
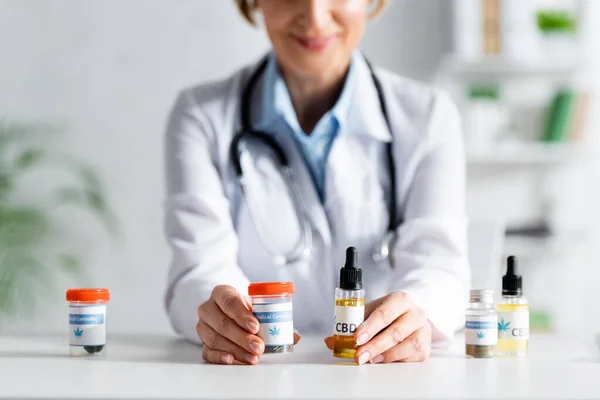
[235,0,387,26]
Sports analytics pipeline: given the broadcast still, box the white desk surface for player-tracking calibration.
[1,332,599,399]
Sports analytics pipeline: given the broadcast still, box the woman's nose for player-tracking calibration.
[301,0,333,33]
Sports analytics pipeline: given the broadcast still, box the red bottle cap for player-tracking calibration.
[248,282,294,296]
[66,288,110,302]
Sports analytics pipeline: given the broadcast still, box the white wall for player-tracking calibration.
[0,0,451,333]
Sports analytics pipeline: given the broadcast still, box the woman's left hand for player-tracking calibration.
[324,292,432,364]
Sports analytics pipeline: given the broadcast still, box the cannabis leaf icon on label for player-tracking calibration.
[476,331,485,339]
[73,328,84,338]
[498,318,510,332]
[269,326,281,337]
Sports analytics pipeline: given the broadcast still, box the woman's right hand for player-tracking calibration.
[196,285,264,365]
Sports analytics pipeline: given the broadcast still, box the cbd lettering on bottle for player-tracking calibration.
[333,247,365,359]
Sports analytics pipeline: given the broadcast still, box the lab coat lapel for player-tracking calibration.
[346,55,392,143]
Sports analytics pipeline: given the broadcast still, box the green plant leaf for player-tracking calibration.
[0,278,17,317]
[0,253,19,316]
[85,190,106,213]
[58,253,82,271]
[0,118,120,319]
[81,178,121,237]
[55,186,83,204]
[57,253,91,285]
[76,165,103,193]
[0,250,54,317]
[14,148,44,170]
[0,206,50,248]
[54,186,120,237]
[0,120,62,150]
[0,173,13,199]
[537,10,577,33]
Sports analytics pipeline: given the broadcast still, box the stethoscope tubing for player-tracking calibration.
[231,53,399,267]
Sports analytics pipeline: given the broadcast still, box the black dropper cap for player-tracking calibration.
[502,255,523,296]
[339,247,362,290]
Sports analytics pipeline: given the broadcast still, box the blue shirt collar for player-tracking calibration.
[256,51,358,136]
[252,50,392,143]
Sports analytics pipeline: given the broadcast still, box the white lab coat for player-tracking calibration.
[163,54,470,346]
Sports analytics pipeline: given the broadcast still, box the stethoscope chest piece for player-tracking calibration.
[372,231,396,271]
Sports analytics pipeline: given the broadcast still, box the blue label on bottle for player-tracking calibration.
[252,311,293,323]
[465,320,496,329]
[69,314,104,325]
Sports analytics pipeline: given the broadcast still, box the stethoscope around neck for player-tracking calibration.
[230,53,399,268]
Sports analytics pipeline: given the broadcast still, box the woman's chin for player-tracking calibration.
[284,51,349,79]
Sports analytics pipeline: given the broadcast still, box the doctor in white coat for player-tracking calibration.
[163,0,470,366]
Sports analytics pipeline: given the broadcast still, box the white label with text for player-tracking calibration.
[498,311,529,340]
[252,302,294,346]
[68,304,106,346]
[465,315,498,346]
[333,305,364,336]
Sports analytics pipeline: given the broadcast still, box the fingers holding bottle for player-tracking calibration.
[352,292,432,365]
[197,285,264,365]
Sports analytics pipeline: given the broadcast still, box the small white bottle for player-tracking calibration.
[66,288,110,356]
[465,289,498,358]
